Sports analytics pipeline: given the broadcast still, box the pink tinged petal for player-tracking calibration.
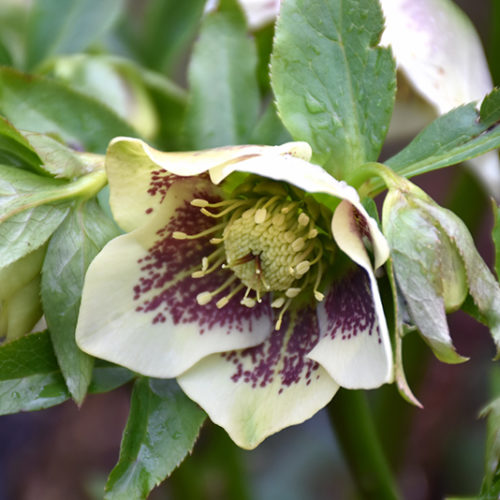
[380,0,500,197]
[380,0,493,114]
[178,306,339,449]
[309,267,393,389]
[76,178,273,378]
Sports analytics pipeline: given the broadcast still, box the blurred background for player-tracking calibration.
[0,0,498,499]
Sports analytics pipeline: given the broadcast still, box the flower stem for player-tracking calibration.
[327,389,401,500]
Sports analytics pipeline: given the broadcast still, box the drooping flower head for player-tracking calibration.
[76,138,392,448]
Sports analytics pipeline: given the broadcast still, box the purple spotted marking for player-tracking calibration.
[224,306,321,393]
[133,182,269,334]
[323,268,381,343]
[147,169,180,204]
[352,206,371,240]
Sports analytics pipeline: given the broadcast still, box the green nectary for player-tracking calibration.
[173,179,334,329]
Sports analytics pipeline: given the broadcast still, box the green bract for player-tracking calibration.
[383,179,500,363]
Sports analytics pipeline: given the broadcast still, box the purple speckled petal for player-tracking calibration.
[106,138,312,232]
[178,306,339,449]
[76,177,273,377]
[106,138,187,232]
[309,267,393,389]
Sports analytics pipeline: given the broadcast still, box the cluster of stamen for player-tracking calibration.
[172,181,330,330]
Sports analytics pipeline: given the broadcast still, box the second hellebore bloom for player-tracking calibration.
[76,138,392,448]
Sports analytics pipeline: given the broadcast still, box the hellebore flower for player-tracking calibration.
[382,175,500,363]
[76,138,393,448]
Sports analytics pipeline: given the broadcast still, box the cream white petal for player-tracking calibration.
[380,0,493,114]
[309,267,393,389]
[106,138,312,232]
[178,306,338,449]
[76,178,273,377]
[309,201,394,388]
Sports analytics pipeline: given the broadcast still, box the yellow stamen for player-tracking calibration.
[298,212,310,226]
[271,296,286,308]
[285,287,301,298]
[216,283,245,309]
[254,208,267,224]
[275,299,292,330]
[172,223,225,240]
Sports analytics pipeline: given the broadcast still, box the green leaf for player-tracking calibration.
[0,331,59,380]
[0,204,69,268]
[480,366,500,497]
[88,361,135,394]
[377,101,500,188]
[0,164,67,222]
[41,198,121,404]
[105,378,206,500]
[185,0,260,149]
[387,104,486,172]
[135,62,188,151]
[271,0,396,178]
[255,24,275,93]
[26,0,125,70]
[0,68,138,153]
[0,116,42,170]
[22,132,103,179]
[0,37,12,67]
[481,88,500,129]
[493,201,500,280]
[0,331,69,414]
[134,0,205,73]
[249,101,292,145]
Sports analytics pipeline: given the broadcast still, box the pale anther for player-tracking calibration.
[295,261,311,276]
[271,297,286,308]
[275,299,292,330]
[285,287,301,298]
[314,290,325,301]
[298,213,310,226]
[240,297,256,308]
[291,237,305,252]
[254,208,267,224]
[172,231,187,239]
[196,291,213,305]
[191,199,209,207]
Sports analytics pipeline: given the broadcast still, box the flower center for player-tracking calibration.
[223,203,318,294]
[173,180,332,329]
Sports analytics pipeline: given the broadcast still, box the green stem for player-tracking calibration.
[327,389,401,500]
[5,169,108,222]
[346,162,404,198]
